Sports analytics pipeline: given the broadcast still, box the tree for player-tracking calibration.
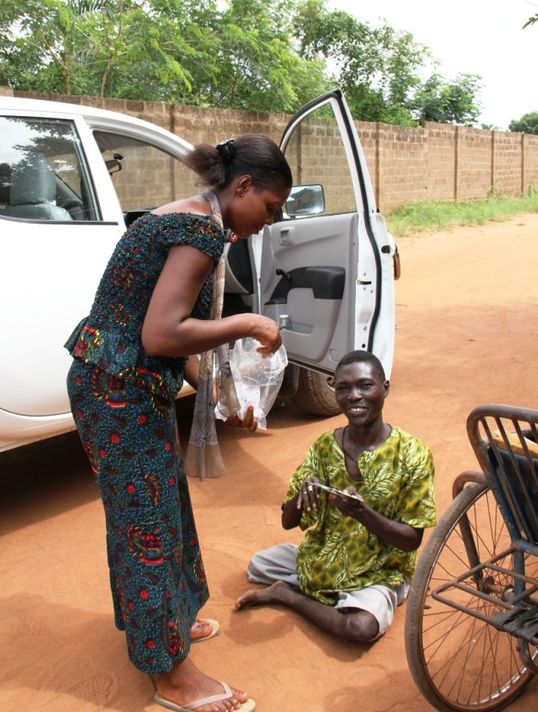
[293,0,429,124]
[0,0,329,110]
[411,72,482,126]
[179,0,330,112]
[0,0,483,126]
[509,112,538,134]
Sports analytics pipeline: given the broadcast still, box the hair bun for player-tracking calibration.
[216,138,236,164]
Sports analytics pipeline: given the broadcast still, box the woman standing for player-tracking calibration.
[65,134,292,712]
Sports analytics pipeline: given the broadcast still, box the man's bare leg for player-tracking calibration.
[235,581,378,643]
[153,657,249,712]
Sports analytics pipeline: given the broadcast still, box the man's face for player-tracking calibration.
[334,361,388,427]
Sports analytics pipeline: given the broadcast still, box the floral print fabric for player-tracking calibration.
[64,212,225,672]
[64,212,225,400]
[67,361,209,672]
[283,427,436,605]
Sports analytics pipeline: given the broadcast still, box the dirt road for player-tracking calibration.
[1,214,538,711]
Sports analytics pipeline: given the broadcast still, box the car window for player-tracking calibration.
[93,131,197,218]
[282,102,356,219]
[0,116,99,222]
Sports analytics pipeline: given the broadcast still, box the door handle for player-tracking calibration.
[279,228,291,245]
[276,268,292,282]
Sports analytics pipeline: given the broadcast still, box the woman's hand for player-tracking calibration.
[251,316,282,357]
[225,404,258,432]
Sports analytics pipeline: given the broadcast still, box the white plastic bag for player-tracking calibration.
[215,337,288,429]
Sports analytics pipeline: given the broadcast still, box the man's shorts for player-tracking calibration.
[246,543,410,640]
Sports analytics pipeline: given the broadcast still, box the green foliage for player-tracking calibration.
[387,192,538,238]
[0,0,482,126]
[190,0,329,112]
[523,14,538,29]
[508,112,538,135]
[294,0,429,124]
[411,73,482,125]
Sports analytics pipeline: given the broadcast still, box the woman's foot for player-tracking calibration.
[190,618,220,643]
[153,657,251,712]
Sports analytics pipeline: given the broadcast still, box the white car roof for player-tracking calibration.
[0,96,193,154]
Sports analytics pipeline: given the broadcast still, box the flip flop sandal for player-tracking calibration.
[190,617,220,643]
[154,681,256,711]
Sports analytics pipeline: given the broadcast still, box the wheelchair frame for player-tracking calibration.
[405,404,538,712]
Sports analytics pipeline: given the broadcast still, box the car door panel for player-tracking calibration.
[260,90,395,377]
[261,213,356,370]
[0,221,121,417]
[0,111,120,418]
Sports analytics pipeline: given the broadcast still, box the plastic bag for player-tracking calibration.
[215,337,288,429]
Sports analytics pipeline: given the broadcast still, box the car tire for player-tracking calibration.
[290,368,340,416]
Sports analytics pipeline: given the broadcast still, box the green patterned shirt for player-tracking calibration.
[283,427,436,605]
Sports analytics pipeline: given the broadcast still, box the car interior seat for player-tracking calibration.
[0,162,11,205]
[2,153,73,221]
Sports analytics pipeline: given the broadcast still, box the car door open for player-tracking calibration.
[259,90,396,401]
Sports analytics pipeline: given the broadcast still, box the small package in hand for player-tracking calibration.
[215,337,288,429]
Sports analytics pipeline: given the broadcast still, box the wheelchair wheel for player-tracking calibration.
[405,481,538,711]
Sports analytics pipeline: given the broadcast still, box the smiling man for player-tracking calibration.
[235,350,436,643]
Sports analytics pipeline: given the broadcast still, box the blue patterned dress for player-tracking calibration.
[65,212,225,672]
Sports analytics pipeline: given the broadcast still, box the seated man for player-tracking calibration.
[235,349,436,642]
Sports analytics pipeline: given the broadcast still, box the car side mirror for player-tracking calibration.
[284,184,325,219]
[105,152,123,175]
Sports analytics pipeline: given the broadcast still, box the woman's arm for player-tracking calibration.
[141,244,281,357]
[182,354,201,390]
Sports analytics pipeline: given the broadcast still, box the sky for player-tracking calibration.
[327,0,538,130]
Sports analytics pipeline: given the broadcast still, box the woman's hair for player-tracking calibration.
[184,134,292,192]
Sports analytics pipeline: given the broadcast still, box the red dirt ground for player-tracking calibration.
[1,214,538,711]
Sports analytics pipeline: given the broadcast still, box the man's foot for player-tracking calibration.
[153,658,252,712]
[235,581,295,610]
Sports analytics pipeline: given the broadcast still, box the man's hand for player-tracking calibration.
[225,404,258,432]
[297,476,322,512]
[329,486,366,518]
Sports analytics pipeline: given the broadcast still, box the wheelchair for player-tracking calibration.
[405,404,538,711]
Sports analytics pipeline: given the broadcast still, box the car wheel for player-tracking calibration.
[290,368,340,416]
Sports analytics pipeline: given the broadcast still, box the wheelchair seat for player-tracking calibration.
[469,405,538,545]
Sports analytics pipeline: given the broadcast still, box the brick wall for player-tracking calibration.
[524,133,538,194]
[13,91,538,212]
[377,123,428,208]
[456,126,493,201]
[425,123,457,202]
[493,131,523,196]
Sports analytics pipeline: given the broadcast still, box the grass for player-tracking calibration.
[386,192,538,237]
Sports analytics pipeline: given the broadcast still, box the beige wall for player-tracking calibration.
[15,91,538,212]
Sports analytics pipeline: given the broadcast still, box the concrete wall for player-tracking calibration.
[14,91,538,212]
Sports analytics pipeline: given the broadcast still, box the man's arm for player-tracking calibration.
[331,437,435,552]
[331,491,423,551]
[281,492,302,530]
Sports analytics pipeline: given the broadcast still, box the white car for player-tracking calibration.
[0,90,399,453]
